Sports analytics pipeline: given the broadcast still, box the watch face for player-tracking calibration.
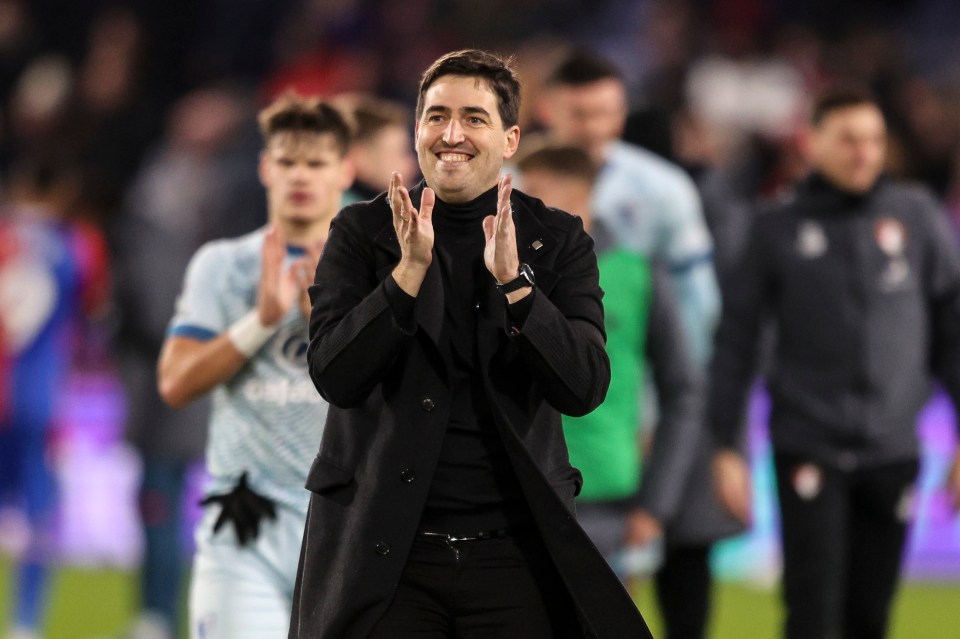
[520,263,535,285]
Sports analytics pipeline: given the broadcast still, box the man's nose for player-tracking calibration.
[291,163,308,180]
[442,119,465,145]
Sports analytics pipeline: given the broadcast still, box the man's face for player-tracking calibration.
[416,75,519,203]
[809,104,887,193]
[259,132,351,227]
[520,168,593,231]
[353,124,417,191]
[541,79,627,163]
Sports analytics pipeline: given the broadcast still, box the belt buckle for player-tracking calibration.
[446,533,479,543]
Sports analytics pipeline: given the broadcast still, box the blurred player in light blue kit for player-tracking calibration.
[157,94,353,639]
[0,159,110,639]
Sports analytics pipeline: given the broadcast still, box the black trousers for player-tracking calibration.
[654,544,712,639]
[368,529,583,639]
[774,454,919,639]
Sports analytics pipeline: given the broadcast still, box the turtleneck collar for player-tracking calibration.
[802,171,884,209]
[430,182,499,231]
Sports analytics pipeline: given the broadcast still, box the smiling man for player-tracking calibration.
[157,94,353,639]
[290,49,652,639]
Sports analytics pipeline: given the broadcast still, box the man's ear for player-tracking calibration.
[502,125,521,160]
[257,151,270,189]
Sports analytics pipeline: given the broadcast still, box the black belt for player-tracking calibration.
[417,526,518,542]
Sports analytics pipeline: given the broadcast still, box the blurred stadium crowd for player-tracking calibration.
[3,0,960,227]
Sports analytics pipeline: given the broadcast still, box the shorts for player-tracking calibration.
[189,501,307,639]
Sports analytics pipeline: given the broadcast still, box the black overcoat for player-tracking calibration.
[290,184,653,639]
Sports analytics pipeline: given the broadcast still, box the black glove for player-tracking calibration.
[200,472,277,546]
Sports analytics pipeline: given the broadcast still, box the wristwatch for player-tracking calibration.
[495,263,536,294]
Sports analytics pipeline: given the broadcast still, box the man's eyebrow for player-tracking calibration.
[423,105,492,118]
[461,106,492,118]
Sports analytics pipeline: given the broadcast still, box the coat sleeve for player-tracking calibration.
[635,268,703,520]
[507,215,611,417]
[707,206,774,450]
[921,194,960,433]
[307,206,414,408]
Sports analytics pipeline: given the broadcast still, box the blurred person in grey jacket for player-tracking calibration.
[709,84,960,639]
[110,86,264,639]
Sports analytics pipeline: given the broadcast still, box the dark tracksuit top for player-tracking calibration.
[708,173,960,470]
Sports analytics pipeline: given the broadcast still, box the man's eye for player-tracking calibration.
[279,159,294,167]
[468,117,485,125]
[427,115,446,123]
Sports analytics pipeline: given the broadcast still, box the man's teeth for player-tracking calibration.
[439,153,470,162]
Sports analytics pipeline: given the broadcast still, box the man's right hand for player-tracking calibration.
[713,449,753,525]
[389,172,435,297]
[257,225,301,326]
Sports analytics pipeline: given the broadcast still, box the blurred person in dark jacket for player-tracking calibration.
[709,84,960,639]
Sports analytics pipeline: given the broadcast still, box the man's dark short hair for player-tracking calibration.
[811,83,881,126]
[258,93,351,157]
[517,143,599,185]
[416,49,522,129]
[546,49,623,87]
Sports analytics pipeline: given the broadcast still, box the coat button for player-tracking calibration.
[421,398,435,412]
[400,468,416,483]
[375,542,391,556]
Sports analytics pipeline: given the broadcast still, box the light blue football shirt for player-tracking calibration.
[593,140,720,365]
[168,228,327,512]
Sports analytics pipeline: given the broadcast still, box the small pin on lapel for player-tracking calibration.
[532,240,543,251]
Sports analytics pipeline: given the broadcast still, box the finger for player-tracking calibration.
[388,172,399,206]
[199,494,219,506]
[497,175,514,235]
[300,260,314,288]
[212,508,228,534]
[397,186,416,222]
[236,523,250,546]
[482,215,496,243]
[498,173,513,215]
[420,188,435,224]
[260,498,277,520]
[389,174,404,222]
[261,227,283,278]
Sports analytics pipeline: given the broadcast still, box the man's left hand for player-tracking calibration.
[483,175,521,287]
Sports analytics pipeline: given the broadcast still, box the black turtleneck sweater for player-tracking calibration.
[384,184,533,535]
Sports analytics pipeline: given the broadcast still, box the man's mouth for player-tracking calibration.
[290,192,312,204]
[437,152,472,163]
